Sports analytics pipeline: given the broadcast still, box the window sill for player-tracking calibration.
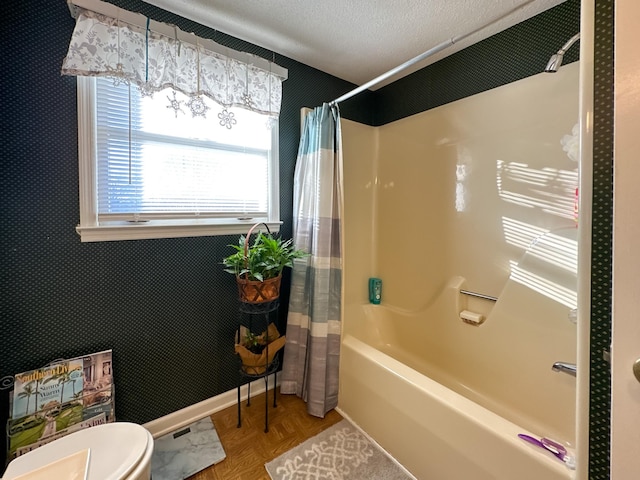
[76,219,282,242]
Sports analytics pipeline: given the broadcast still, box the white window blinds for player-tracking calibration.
[95,78,271,221]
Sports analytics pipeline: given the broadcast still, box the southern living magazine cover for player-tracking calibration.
[12,358,84,419]
[8,349,114,458]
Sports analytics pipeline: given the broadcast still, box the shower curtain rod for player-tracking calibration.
[329,0,539,106]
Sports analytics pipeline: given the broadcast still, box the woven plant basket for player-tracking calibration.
[235,323,286,375]
[237,275,282,304]
[236,222,281,304]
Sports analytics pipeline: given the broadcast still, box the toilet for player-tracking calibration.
[3,423,154,480]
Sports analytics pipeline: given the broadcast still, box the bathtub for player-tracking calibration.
[338,277,576,480]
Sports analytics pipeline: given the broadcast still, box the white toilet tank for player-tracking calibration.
[3,422,154,480]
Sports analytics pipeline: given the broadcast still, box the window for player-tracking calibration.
[76,77,281,242]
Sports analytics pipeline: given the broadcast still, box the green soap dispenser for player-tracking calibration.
[369,278,382,304]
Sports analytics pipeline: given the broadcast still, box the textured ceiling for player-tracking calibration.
[143,0,567,89]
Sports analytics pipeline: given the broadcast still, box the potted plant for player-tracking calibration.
[223,223,305,375]
[222,223,307,304]
[234,323,287,375]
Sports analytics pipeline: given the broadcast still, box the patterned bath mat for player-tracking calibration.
[265,419,413,480]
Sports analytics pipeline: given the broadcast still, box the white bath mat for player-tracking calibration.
[265,419,413,480]
[150,416,225,480]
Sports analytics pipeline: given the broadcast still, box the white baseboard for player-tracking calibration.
[143,374,278,438]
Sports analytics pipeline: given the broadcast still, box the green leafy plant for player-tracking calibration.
[243,331,263,354]
[242,327,281,354]
[222,231,307,282]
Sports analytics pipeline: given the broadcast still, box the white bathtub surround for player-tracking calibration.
[340,61,580,478]
[150,417,225,480]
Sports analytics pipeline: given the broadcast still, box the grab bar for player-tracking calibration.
[460,289,498,302]
[552,362,577,377]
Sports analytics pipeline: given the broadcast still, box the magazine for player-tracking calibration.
[14,412,108,457]
[79,349,114,421]
[12,358,84,419]
[8,349,115,458]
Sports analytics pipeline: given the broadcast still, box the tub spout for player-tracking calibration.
[552,362,576,377]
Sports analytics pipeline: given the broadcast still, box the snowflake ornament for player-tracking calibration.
[107,63,128,87]
[218,109,237,129]
[186,95,209,118]
[166,91,185,118]
[139,84,155,98]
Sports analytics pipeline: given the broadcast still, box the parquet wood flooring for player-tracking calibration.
[187,387,343,480]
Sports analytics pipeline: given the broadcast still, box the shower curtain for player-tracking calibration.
[280,104,343,417]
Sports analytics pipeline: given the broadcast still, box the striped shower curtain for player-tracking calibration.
[280,104,343,417]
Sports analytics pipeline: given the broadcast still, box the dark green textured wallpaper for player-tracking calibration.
[0,0,373,466]
[590,1,614,478]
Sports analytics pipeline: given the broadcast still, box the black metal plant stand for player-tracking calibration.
[236,298,280,433]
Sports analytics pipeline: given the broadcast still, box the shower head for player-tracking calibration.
[544,53,564,73]
[544,32,580,73]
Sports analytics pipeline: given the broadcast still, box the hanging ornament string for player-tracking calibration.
[116,12,120,75]
[145,17,150,83]
[241,63,252,108]
[187,39,209,117]
[218,56,236,129]
[111,11,124,85]
[269,54,272,121]
[225,55,230,106]
[166,25,184,117]
[196,39,200,93]
[176,26,181,56]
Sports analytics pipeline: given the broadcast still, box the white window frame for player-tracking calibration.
[75,76,281,242]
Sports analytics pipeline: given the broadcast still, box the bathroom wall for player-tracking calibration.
[588,1,614,477]
[0,0,374,465]
[345,87,578,336]
[376,63,580,311]
[341,120,378,314]
[340,0,582,335]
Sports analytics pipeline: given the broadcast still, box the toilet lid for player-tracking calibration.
[4,423,149,480]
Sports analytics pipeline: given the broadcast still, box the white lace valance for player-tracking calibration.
[62,7,284,116]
